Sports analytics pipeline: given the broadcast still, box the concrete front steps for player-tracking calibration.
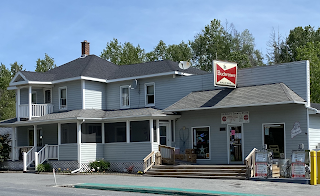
[145,165,247,180]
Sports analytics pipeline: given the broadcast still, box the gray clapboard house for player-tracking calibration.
[1,41,320,172]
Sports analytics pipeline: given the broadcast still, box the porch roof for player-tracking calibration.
[0,108,176,126]
[164,83,307,112]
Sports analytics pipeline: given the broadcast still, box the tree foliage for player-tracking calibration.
[35,53,56,72]
[0,133,11,163]
[190,19,263,71]
[267,25,320,103]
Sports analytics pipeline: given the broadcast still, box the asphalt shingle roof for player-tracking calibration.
[20,55,208,82]
[164,83,306,112]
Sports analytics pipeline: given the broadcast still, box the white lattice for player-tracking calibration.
[1,161,23,171]
[109,162,143,173]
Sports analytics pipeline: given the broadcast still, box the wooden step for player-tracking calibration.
[145,174,246,180]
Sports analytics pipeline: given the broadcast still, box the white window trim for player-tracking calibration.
[145,82,155,107]
[59,86,67,110]
[43,88,52,104]
[191,126,211,160]
[262,123,286,159]
[32,91,37,104]
[120,85,130,109]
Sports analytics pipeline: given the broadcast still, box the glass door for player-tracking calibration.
[159,123,171,146]
[228,125,242,163]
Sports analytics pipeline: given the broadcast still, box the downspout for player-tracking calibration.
[72,119,85,173]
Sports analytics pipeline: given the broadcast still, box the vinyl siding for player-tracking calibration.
[152,142,159,152]
[52,80,82,112]
[17,126,31,146]
[309,115,320,150]
[103,142,151,161]
[59,144,78,161]
[85,80,106,109]
[175,104,308,164]
[81,143,104,163]
[20,88,44,104]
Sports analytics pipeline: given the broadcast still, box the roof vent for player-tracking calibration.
[81,40,90,57]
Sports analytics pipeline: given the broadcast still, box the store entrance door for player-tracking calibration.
[227,125,243,164]
[159,123,171,146]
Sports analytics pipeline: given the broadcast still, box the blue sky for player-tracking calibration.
[1,0,319,71]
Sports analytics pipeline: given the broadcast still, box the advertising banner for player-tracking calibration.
[291,162,305,178]
[255,162,268,177]
[221,111,249,124]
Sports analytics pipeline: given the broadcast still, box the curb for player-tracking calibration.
[73,183,268,196]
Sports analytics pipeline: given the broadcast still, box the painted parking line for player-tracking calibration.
[74,183,269,196]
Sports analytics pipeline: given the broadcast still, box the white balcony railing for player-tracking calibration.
[19,104,53,118]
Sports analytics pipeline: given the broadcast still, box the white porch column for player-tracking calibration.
[11,127,16,161]
[33,125,37,148]
[58,123,61,161]
[156,119,160,144]
[126,120,130,143]
[150,119,153,143]
[77,121,82,167]
[16,88,20,121]
[28,86,32,120]
[101,123,105,144]
[58,123,61,145]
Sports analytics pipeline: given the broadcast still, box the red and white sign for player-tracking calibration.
[255,162,268,177]
[291,162,305,178]
[221,111,249,124]
[213,60,237,88]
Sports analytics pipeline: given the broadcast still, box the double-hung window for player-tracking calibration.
[145,83,155,106]
[59,87,67,110]
[120,85,130,108]
[44,89,51,103]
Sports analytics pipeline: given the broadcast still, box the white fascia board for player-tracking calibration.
[1,117,78,126]
[9,81,28,86]
[7,86,17,90]
[76,114,180,121]
[164,101,307,113]
[80,76,106,83]
[306,106,318,114]
[9,71,29,86]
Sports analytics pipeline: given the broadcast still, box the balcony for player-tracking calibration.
[19,104,54,118]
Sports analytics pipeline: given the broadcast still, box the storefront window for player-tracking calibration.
[264,124,284,159]
[193,127,210,159]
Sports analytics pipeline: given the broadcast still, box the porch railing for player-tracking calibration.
[19,104,54,118]
[143,151,161,173]
[35,145,58,170]
[159,145,175,165]
[23,146,36,171]
[244,148,257,179]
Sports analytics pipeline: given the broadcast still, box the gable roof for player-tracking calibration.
[164,83,306,112]
[12,55,208,84]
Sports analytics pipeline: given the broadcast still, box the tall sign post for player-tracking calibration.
[213,60,237,88]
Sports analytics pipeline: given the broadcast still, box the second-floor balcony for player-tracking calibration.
[19,104,54,118]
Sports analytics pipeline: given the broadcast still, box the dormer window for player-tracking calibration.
[145,83,155,106]
[120,85,130,109]
[59,87,67,110]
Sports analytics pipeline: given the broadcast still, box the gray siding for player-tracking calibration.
[59,144,78,161]
[52,80,82,112]
[20,88,44,104]
[152,142,159,152]
[40,124,57,145]
[309,115,320,150]
[85,80,106,109]
[81,143,104,163]
[237,61,309,103]
[175,104,308,164]
[103,142,151,161]
[106,61,309,110]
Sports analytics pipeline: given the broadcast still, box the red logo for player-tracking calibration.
[222,116,226,121]
[216,64,237,84]
[244,115,249,121]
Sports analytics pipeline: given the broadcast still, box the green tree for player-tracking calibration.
[100,38,146,65]
[190,19,263,71]
[0,133,11,164]
[35,53,56,72]
[0,63,16,120]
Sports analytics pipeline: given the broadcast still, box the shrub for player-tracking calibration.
[0,134,11,163]
[89,159,110,172]
[36,163,52,172]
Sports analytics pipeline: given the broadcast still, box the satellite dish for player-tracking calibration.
[179,61,191,70]
[130,79,138,89]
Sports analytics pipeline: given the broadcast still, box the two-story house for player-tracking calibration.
[1,40,320,172]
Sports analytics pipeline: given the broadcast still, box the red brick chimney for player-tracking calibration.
[81,40,90,57]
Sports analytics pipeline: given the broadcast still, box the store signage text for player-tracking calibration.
[221,111,249,124]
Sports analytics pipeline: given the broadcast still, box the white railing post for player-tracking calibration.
[23,152,27,172]
[35,152,39,171]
